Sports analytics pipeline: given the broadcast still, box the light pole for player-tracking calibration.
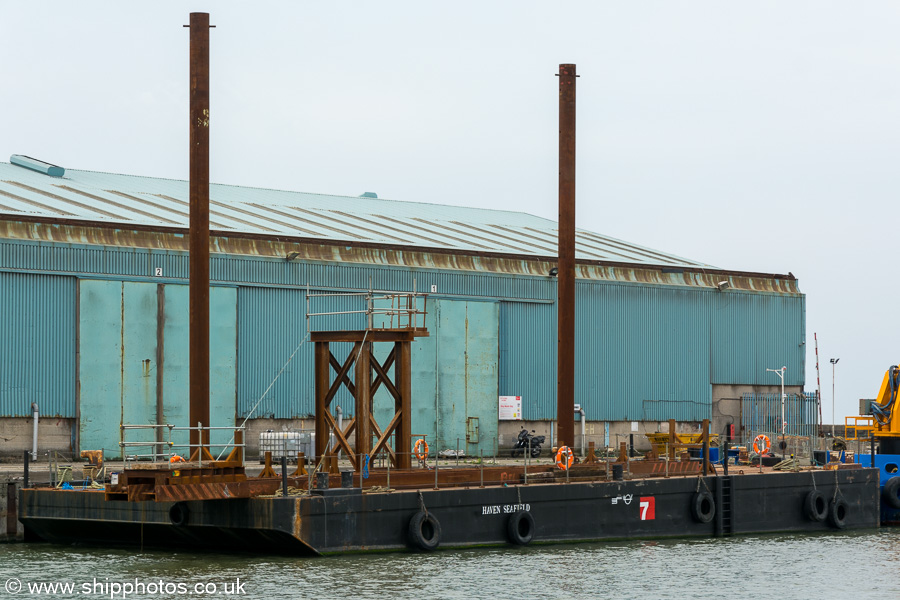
[767,366,787,459]
[830,358,840,437]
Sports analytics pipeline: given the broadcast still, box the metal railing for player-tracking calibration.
[119,423,245,469]
[306,281,428,332]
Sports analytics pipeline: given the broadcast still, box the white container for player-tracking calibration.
[258,431,314,463]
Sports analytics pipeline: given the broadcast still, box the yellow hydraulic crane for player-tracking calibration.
[871,366,900,452]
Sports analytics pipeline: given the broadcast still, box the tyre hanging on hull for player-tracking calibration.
[829,497,848,529]
[507,510,535,545]
[408,511,441,551]
[882,477,900,509]
[691,492,715,523]
[803,490,828,522]
[169,502,189,527]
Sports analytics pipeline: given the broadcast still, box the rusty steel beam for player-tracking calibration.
[314,342,330,460]
[557,63,577,449]
[355,341,372,459]
[188,12,212,458]
[310,329,425,343]
[397,341,412,469]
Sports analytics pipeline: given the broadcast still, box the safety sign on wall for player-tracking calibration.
[498,396,522,420]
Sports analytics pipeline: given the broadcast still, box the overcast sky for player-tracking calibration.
[3,1,898,421]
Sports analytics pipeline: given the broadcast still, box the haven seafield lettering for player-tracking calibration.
[481,503,530,515]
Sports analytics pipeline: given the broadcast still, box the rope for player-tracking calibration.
[696,475,710,493]
[833,467,841,501]
[811,470,817,491]
[417,490,428,516]
[216,332,311,460]
[265,486,309,498]
[517,485,522,505]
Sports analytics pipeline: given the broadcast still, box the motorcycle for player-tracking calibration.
[511,429,545,458]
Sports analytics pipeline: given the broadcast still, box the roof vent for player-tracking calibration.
[10,155,65,178]
[358,192,378,198]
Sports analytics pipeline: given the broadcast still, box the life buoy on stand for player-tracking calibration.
[752,434,771,455]
[169,455,186,464]
[555,446,574,470]
[414,438,429,461]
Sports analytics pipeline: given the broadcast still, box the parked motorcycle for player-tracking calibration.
[511,429,545,458]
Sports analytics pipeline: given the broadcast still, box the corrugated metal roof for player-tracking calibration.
[0,161,719,269]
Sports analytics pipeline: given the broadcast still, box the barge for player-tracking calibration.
[18,466,880,555]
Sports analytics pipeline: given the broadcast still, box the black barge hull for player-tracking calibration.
[20,469,880,555]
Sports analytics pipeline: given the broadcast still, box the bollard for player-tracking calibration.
[315,471,329,490]
[281,456,288,497]
[612,463,624,481]
[341,470,353,488]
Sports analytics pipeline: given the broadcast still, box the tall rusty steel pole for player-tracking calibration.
[557,64,577,449]
[189,12,211,459]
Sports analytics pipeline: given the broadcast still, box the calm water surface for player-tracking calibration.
[2,529,899,599]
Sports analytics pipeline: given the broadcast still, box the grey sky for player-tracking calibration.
[3,1,897,421]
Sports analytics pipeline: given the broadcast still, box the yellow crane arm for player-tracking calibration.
[872,365,900,434]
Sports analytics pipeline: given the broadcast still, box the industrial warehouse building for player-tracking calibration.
[0,157,808,460]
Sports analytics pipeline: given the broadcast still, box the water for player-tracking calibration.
[2,530,899,599]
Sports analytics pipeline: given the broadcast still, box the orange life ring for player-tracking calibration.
[414,438,429,461]
[169,455,186,464]
[752,434,771,455]
[555,446,574,470]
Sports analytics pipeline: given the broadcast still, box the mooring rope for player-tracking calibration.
[811,470,817,491]
[833,467,841,501]
[696,475,710,493]
[418,490,428,516]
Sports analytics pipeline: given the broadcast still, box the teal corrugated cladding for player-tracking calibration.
[236,287,364,419]
[1,237,807,426]
[711,291,805,386]
[499,301,555,420]
[0,272,76,417]
[575,282,711,422]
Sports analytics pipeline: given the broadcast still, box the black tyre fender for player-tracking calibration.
[691,491,715,523]
[507,510,535,545]
[829,497,848,529]
[883,477,900,510]
[169,502,189,527]
[408,511,441,551]
[803,490,827,522]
